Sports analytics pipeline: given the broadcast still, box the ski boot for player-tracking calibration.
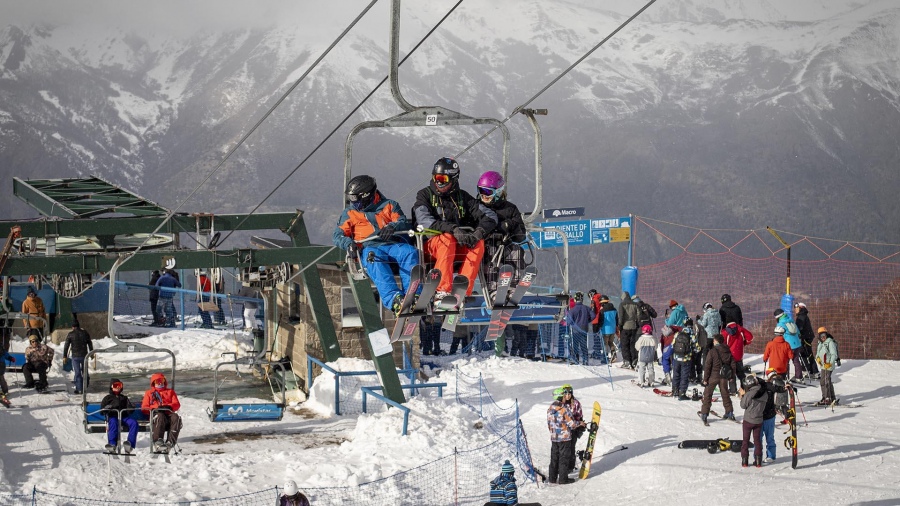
[123,442,133,454]
[741,456,749,468]
[104,444,116,453]
[697,411,709,426]
[678,392,690,401]
[723,411,736,421]
[754,456,762,468]
[691,388,700,401]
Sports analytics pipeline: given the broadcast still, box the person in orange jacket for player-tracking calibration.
[763,326,794,376]
[141,372,182,453]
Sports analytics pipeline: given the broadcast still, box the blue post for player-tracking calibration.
[307,359,313,395]
[334,374,341,416]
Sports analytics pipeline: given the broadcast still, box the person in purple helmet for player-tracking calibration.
[475,170,527,298]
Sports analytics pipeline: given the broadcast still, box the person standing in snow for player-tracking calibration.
[280,480,310,506]
[699,334,737,424]
[565,292,593,364]
[597,294,618,364]
[670,324,694,400]
[659,325,677,386]
[21,288,47,339]
[546,387,577,484]
[761,369,784,462]
[62,319,93,394]
[739,375,768,468]
[616,292,641,369]
[665,299,687,327]
[100,378,139,453]
[487,459,519,505]
[634,325,657,387]
[633,296,657,335]
[794,302,818,378]
[698,302,722,356]
[721,321,753,392]
[774,308,804,382]
[155,270,182,327]
[141,372,182,453]
[815,327,839,405]
[560,384,585,473]
[718,293,743,327]
[763,327,793,378]
[149,270,162,326]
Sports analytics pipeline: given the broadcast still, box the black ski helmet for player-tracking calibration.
[432,157,460,194]
[742,375,758,389]
[721,293,732,303]
[574,291,584,303]
[587,289,598,298]
[346,175,377,209]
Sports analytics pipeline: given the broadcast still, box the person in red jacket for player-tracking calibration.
[762,326,793,376]
[141,372,182,453]
[721,322,753,392]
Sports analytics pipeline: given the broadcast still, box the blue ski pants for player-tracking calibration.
[363,243,419,309]
[108,416,139,447]
[672,359,692,395]
[762,416,776,460]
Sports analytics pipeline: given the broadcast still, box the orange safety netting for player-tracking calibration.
[632,217,900,360]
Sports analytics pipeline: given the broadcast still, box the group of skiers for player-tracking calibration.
[333,157,528,317]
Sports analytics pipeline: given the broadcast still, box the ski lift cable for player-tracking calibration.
[217,0,466,246]
[455,0,658,160]
[116,0,381,267]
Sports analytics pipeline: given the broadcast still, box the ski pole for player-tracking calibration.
[793,388,808,426]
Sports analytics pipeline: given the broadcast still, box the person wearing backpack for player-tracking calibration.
[721,321,753,393]
[689,317,708,383]
[659,325,677,386]
[699,334,737,424]
[671,325,694,400]
[597,294,617,363]
[774,309,804,382]
[698,302,722,356]
[633,296,657,333]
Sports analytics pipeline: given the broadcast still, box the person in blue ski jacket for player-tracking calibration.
[155,270,181,327]
[333,175,418,314]
[774,309,804,381]
[665,300,688,327]
[487,459,519,505]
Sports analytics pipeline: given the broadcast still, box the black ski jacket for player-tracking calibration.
[63,328,93,359]
[719,301,743,327]
[412,185,497,235]
[795,308,815,346]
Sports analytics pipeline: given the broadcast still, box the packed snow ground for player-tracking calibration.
[1,323,899,505]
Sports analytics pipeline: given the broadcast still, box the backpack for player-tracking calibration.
[693,324,708,350]
[672,331,691,356]
[716,348,734,379]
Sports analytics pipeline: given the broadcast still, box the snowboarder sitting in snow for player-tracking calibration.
[546,387,577,485]
[141,372,182,453]
[487,459,519,505]
[23,333,54,392]
[101,378,138,453]
[279,480,310,506]
[333,175,419,316]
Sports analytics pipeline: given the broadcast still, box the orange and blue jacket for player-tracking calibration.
[332,191,411,250]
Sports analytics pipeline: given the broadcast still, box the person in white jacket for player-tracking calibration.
[635,325,657,387]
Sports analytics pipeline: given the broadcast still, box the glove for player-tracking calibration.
[452,228,475,247]
[7,356,14,364]
[499,220,513,233]
[63,357,69,365]
[472,228,485,242]
[377,224,396,241]
[346,242,359,259]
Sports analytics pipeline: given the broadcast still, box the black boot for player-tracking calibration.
[754,456,762,468]
[741,457,749,468]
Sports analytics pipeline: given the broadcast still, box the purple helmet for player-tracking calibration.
[476,170,506,202]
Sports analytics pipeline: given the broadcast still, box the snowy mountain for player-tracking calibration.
[1,0,898,285]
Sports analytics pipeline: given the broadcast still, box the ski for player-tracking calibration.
[394,268,441,342]
[440,275,470,332]
[389,265,424,342]
[653,388,673,397]
[785,385,798,469]
[709,409,740,423]
[486,266,537,342]
[577,401,601,480]
[485,265,515,342]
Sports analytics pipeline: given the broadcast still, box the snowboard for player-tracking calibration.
[486,266,537,341]
[440,275,470,332]
[389,265,424,341]
[394,268,441,342]
[785,384,798,469]
[577,401,602,480]
[678,438,750,453]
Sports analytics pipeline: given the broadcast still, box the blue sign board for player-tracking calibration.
[531,216,630,248]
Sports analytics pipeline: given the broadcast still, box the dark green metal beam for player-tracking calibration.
[1,246,342,276]
[0,212,302,239]
[13,176,170,219]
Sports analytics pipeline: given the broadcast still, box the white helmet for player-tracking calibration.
[773,326,785,335]
[284,480,298,496]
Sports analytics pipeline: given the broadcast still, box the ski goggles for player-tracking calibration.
[346,191,371,203]
[477,185,503,198]
[111,381,124,393]
[154,381,166,388]
[432,174,452,185]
